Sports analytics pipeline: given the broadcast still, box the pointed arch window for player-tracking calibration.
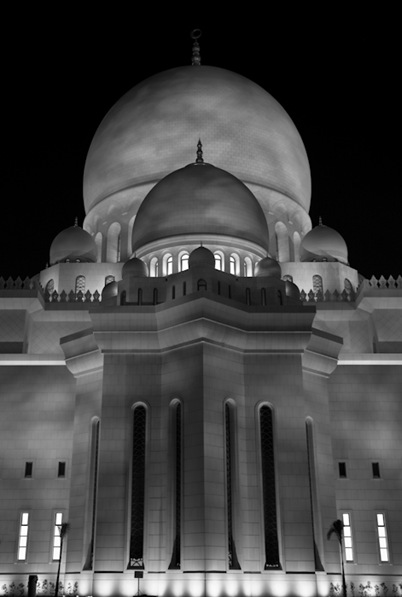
[45,279,54,295]
[260,405,281,570]
[75,275,86,294]
[313,274,323,297]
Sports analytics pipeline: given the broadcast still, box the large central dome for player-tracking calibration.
[83,65,311,215]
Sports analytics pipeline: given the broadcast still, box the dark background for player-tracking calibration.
[1,9,400,279]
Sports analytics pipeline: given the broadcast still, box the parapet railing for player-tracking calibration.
[0,275,401,305]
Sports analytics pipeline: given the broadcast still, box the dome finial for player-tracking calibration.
[318,216,323,226]
[191,29,202,66]
[196,139,204,163]
[74,216,78,227]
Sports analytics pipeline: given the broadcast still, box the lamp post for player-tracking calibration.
[55,523,69,597]
[327,519,347,597]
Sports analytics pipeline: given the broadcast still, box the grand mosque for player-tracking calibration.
[0,34,401,597]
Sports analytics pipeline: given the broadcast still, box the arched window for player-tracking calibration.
[83,419,100,571]
[305,418,324,571]
[313,274,323,296]
[179,252,189,272]
[106,222,121,263]
[344,278,354,294]
[275,222,290,262]
[243,257,253,277]
[229,253,239,276]
[94,232,103,263]
[129,405,146,569]
[163,254,173,276]
[75,275,86,294]
[105,275,115,286]
[149,257,159,277]
[45,279,54,295]
[197,279,207,291]
[259,405,281,570]
[214,252,224,271]
[168,401,182,570]
[225,402,241,570]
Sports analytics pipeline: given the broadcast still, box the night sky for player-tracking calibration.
[1,10,400,280]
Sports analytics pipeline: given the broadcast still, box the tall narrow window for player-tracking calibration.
[129,406,146,569]
[214,252,223,271]
[25,462,33,478]
[339,462,347,478]
[306,419,324,571]
[163,254,173,276]
[376,513,389,562]
[260,405,281,569]
[372,462,380,478]
[230,253,240,275]
[58,462,66,478]
[225,403,240,569]
[169,402,182,569]
[244,257,252,277]
[150,257,159,277]
[52,512,63,560]
[179,252,189,272]
[83,420,100,571]
[18,512,29,561]
[342,513,354,562]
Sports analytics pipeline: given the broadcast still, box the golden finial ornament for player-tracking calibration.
[191,29,202,65]
[196,139,204,163]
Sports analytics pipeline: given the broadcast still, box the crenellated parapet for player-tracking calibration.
[0,276,38,290]
[368,274,402,288]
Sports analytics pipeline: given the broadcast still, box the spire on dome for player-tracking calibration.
[196,139,204,163]
[318,216,323,226]
[191,29,202,66]
[74,217,78,227]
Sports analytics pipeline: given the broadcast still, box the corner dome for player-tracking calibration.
[83,65,311,215]
[189,246,215,269]
[255,256,282,278]
[122,257,148,278]
[300,222,348,264]
[131,162,269,253]
[49,224,97,265]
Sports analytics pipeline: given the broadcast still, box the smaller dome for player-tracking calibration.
[50,223,97,265]
[255,257,282,278]
[189,246,215,269]
[102,280,118,301]
[122,257,149,279]
[285,280,300,300]
[300,221,348,264]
